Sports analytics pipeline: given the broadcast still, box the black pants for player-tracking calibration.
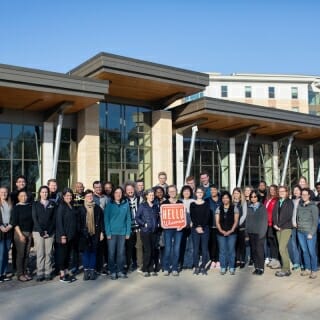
[140,232,157,273]
[179,228,190,267]
[236,229,246,262]
[96,238,108,272]
[57,240,73,271]
[209,228,219,262]
[248,233,265,270]
[267,226,279,260]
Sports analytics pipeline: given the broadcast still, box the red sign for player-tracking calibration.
[160,203,186,229]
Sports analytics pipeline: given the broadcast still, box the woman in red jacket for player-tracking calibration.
[264,185,280,269]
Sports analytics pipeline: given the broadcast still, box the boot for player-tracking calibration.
[90,269,96,280]
[83,269,90,281]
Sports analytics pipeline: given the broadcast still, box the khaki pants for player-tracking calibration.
[276,229,291,271]
[33,232,54,276]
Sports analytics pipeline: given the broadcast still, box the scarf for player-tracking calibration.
[85,201,95,236]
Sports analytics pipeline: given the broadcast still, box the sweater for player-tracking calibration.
[104,200,131,237]
[246,203,268,239]
[32,201,56,236]
[11,203,33,232]
[296,202,319,235]
[190,201,211,228]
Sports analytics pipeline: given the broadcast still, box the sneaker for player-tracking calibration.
[0,276,4,283]
[137,268,143,274]
[220,268,226,275]
[193,268,200,275]
[163,270,169,276]
[151,272,158,276]
[172,271,179,276]
[229,268,236,275]
[265,258,270,265]
[248,260,254,267]
[301,270,311,276]
[36,276,45,282]
[269,260,281,269]
[252,269,264,276]
[143,272,150,277]
[309,272,317,279]
[201,268,208,276]
[44,275,52,281]
[210,262,216,269]
[59,275,71,283]
[292,264,300,271]
[215,262,220,269]
[239,262,245,269]
[117,272,128,279]
[2,275,11,282]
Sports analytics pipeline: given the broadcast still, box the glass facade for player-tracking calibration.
[0,123,42,192]
[99,102,152,187]
[180,137,230,190]
[56,128,77,189]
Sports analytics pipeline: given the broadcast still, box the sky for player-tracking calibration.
[1,0,319,76]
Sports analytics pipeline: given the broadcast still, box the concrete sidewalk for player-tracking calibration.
[0,266,319,320]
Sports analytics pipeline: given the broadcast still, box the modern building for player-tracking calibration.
[1,53,320,194]
[203,73,320,115]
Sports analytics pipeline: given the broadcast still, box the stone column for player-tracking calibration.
[77,105,100,189]
[151,110,173,186]
[175,131,184,191]
[309,145,315,190]
[42,122,54,184]
[229,137,236,192]
[272,141,279,185]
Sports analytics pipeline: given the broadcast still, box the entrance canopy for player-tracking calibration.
[0,64,108,115]
[173,97,320,142]
[69,52,209,108]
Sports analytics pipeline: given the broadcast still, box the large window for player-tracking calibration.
[100,103,152,187]
[0,123,42,192]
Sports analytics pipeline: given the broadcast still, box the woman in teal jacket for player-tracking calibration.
[104,186,131,280]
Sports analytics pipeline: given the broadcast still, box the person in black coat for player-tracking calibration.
[78,189,104,280]
[32,185,56,281]
[136,189,160,277]
[56,188,78,283]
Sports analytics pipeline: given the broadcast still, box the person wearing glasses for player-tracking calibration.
[215,191,239,275]
[296,188,319,279]
[246,190,268,275]
[272,186,294,277]
[190,187,211,275]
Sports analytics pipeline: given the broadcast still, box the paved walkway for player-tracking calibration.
[0,266,319,320]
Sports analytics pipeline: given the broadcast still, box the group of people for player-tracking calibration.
[0,172,319,285]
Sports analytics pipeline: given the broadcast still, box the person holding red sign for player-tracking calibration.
[136,189,160,277]
[190,187,211,275]
[162,185,184,276]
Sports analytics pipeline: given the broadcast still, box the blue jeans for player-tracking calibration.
[288,228,302,266]
[192,227,209,268]
[82,250,97,269]
[107,235,126,274]
[217,234,237,270]
[163,229,183,272]
[297,231,318,272]
[0,239,11,275]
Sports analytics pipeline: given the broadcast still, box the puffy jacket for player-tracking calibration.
[297,201,319,235]
[136,202,159,233]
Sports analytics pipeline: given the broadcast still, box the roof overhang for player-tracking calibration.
[173,97,320,141]
[0,64,109,114]
[69,52,209,108]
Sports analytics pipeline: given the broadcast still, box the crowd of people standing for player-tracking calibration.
[0,171,320,284]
